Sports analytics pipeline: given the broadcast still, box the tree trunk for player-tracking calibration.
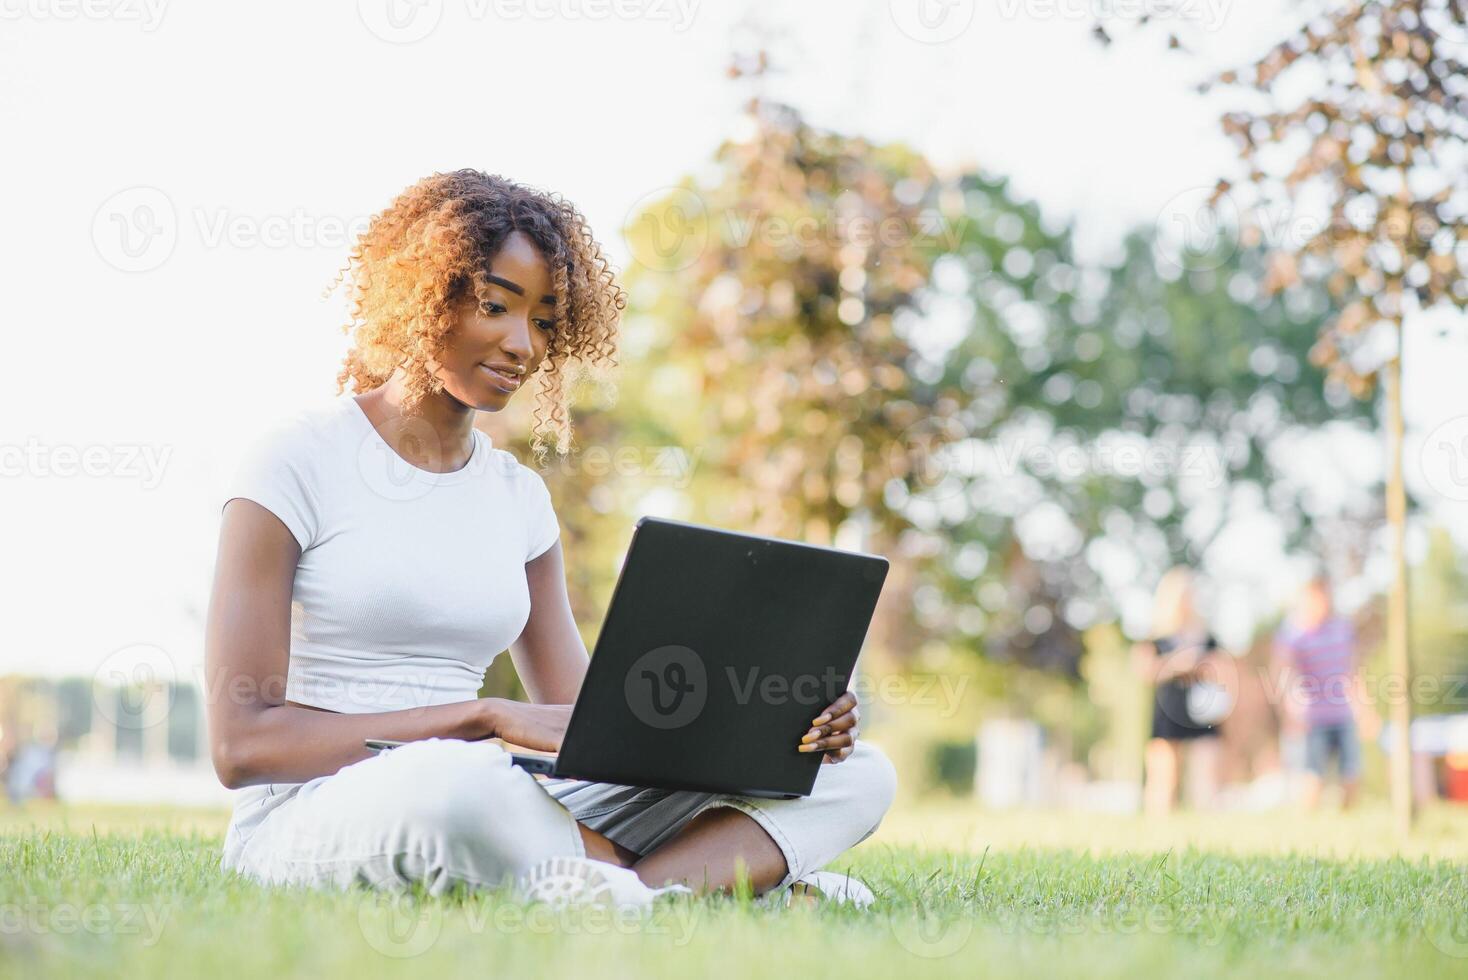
[1384,350,1413,834]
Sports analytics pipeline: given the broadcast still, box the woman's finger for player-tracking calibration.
[810,690,858,728]
[799,703,861,745]
[798,730,855,754]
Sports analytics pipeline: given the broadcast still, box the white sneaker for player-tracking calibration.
[781,870,876,909]
[520,856,692,912]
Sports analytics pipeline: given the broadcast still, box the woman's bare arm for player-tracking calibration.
[205,499,541,789]
[507,540,590,705]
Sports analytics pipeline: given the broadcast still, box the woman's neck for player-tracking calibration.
[356,372,477,473]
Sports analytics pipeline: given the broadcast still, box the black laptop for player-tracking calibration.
[368,516,889,798]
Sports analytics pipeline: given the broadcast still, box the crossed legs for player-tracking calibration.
[578,805,788,893]
[227,737,896,898]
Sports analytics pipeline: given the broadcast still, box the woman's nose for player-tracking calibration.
[499,316,535,360]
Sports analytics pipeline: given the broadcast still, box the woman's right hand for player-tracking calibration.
[482,699,573,753]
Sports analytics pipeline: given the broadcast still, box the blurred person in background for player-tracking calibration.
[1132,567,1227,816]
[3,725,58,803]
[1272,576,1372,810]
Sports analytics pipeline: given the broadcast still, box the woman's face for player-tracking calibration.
[434,230,558,411]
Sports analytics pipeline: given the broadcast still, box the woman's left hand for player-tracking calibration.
[798,690,859,764]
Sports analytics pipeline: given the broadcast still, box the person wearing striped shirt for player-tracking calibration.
[1273,577,1364,810]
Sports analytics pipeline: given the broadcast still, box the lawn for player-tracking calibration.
[3,801,1467,979]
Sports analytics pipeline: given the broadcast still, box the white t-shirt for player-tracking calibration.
[221,393,561,715]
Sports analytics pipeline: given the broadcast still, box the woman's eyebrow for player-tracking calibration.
[484,273,524,295]
[485,273,556,306]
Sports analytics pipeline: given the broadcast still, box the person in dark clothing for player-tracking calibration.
[1132,567,1226,816]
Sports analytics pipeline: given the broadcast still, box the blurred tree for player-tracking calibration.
[911,219,1372,673]
[617,94,967,678]
[1203,0,1468,831]
[623,100,955,544]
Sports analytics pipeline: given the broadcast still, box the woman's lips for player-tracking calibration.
[479,364,523,393]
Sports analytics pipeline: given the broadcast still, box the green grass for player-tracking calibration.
[3,802,1467,979]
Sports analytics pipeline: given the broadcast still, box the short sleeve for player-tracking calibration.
[223,421,322,552]
[522,467,561,562]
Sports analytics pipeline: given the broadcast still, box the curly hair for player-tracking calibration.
[334,169,623,461]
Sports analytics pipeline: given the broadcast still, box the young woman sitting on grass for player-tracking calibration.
[204,170,896,908]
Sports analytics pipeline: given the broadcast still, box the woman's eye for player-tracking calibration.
[534,319,558,332]
[481,303,507,316]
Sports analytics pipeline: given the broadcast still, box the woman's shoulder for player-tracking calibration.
[231,396,360,480]
[460,438,551,501]
[222,398,359,549]
[251,396,359,448]
[501,450,553,496]
[487,449,558,517]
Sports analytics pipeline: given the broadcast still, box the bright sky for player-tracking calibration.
[2,0,1464,676]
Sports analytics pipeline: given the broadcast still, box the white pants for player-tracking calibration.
[221,738,897,895]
